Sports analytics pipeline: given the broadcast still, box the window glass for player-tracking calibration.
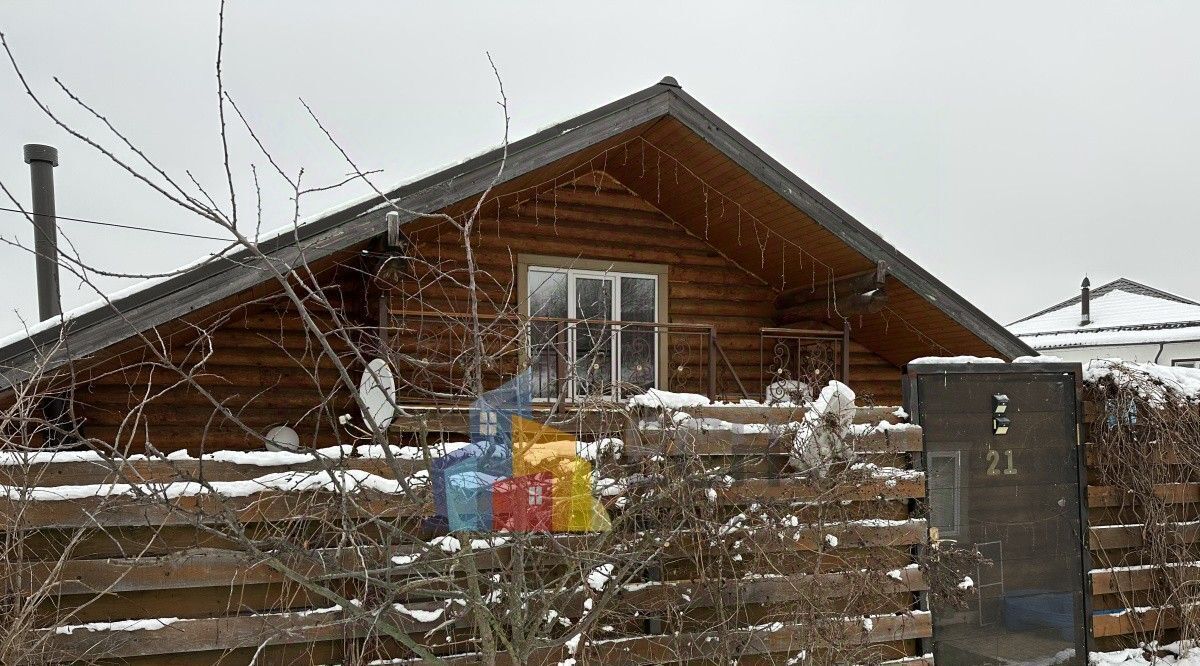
[619,277,657,391]
[525,265,660,399]
[928,452,960,536]
[574,277,614,396]
[527,270,567,399]
[528,269,567,318]
[620,277,656,322]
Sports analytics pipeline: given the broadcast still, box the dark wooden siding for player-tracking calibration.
[388,170,903,405]
[58,257,375,455]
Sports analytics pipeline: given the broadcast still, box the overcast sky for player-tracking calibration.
[1,2,1198,337]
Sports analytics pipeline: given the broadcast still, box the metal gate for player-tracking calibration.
[905,363,1091,665]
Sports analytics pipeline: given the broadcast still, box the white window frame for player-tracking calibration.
[526,265,661,401]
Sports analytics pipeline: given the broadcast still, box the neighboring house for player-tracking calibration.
[1010,277,1200,367]
[0,76,1032,453]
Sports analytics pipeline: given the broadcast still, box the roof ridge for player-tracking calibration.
[1010,277,1200,326]
[1095,278,1200,305]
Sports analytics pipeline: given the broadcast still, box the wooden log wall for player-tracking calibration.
[386,170,903,406]
[0,405,930,665]
[0,169,922,463]
[37,256,378,456]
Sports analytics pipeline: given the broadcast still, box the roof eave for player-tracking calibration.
[0,83,676,389]
[0,78,1034,389]
[662,90,1034,360]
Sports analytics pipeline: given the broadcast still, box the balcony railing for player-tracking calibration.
[760,324,850,404]
[385,310,849,405]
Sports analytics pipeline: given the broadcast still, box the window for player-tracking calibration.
[927,451,962,537]
[524,262,663,400]
[1172,358,1200,369]
[528,485,544,507]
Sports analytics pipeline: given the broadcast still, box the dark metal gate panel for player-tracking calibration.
[905,363,1090,666]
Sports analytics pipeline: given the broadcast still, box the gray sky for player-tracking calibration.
[2,1,1198,337]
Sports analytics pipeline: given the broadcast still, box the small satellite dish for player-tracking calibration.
[264,425,300,452]
[359,358,397,429]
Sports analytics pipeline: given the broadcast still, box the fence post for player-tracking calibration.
[708,327,718,399]
[841,319,851,384]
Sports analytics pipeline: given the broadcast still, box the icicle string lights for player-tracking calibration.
[445,135,837,294]
[422,133,952,352]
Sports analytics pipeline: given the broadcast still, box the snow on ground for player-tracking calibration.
[1091,642,1200,665]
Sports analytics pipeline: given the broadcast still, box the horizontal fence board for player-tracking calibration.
[660,404,905,426]
[1093,605,1183,638]
[1091,563,1200,596]
[388,405,909,433]
[39,592,932,661]
[11,547,926,609]
[40,605,408,661]
[7,522,928,597]
[716,477,924,504]
[1,491,430,529]
[1089,522,1200,550]
[3,474,921,529]
[585,613,931,665]
[4,545,504,596]
[330,613,933,666]
[1089,482,1200,509]
[629,426,922,458]
[0,457,422,489]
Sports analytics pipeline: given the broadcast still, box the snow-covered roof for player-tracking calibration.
[1010,278,1200,350]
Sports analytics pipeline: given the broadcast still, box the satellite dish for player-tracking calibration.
[359,358,397,429]
[264,425,300,452]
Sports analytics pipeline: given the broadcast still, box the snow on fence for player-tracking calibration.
[1083,361,1200,654]
[0,394,929,664]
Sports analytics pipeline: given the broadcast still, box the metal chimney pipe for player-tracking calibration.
[1080,276,1091,326]
[23,144,61,322]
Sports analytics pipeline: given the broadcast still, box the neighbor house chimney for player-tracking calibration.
[24,144,61,321]
[1080,276,1091,326]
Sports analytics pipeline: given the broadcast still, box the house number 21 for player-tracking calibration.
[986,449,1017,476]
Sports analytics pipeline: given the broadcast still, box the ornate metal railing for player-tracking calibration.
[759,321,850,405]
[386,310,847,405]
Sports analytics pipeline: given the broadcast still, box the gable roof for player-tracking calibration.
[1010,278,1200,350]
[0,77,1031,389]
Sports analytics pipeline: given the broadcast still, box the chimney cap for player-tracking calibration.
[23,144,58,167]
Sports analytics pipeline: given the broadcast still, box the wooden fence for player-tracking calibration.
[1083,396,1200,650]
[0,404,929,665]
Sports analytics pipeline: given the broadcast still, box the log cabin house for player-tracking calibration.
[0,76,1031,455]
[0,77,1071,666]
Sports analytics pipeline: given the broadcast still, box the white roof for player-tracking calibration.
[1010,280,1200,350]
